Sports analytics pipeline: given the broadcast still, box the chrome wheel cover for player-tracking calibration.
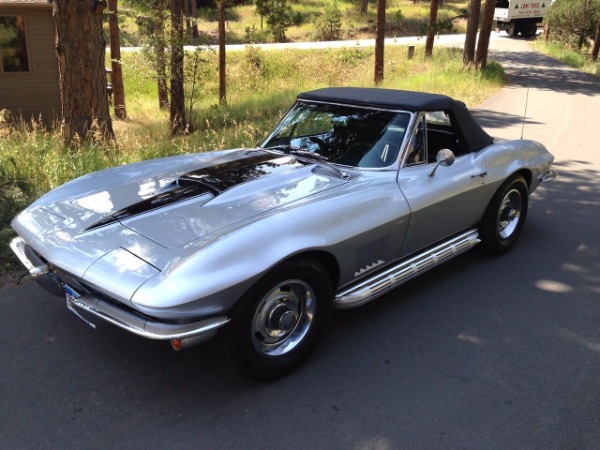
[251,280,316,357]
[497,187,522,240]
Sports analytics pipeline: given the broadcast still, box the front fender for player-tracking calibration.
[131,177,411,319]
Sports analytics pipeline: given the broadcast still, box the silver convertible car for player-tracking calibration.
[10,88,556,380]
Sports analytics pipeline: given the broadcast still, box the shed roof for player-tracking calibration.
[0,0,52,6]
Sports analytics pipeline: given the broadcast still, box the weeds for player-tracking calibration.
[534,40,600,77]
[0,156,30,272]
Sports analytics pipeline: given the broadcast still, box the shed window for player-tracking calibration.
[0,16,30,73]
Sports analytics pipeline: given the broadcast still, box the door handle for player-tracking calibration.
[471,171,487,178]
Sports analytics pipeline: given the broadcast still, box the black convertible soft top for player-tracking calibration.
[298,87,493,152]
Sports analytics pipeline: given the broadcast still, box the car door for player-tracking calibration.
[397,112,489,258]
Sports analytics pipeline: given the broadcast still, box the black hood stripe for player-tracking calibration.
[179,152,307,192]
[83,152,308,232]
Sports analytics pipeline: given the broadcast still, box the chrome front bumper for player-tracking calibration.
[10,236,230,342]
[538,169,558,183]
[10,236,49,277]
[66,292,229,340]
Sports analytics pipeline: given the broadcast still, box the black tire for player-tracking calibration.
[522,21,538,37]
[479,175,529,255]
[219,257,333,381]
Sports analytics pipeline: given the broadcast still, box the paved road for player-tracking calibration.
[120,32,486,53]
[2,36,599,449]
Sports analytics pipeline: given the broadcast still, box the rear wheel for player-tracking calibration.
[220,258,333,381]
[479,175,529,255]
[522,21,538,37]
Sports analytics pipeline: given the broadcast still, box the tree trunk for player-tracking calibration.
[154,0,169,110]
[107,0,126,120]
[360,0,368,13]
[170,0,186,135]
[592,18,600,61]
[425,0,440,58]
[374,0,385,84]
[218,0,227,105]
[475,0,495,70]
[53,0,114,145]
[190,0,199,38]
[577,31,586,50]
[184,0,191,35]
[463,0,481,67]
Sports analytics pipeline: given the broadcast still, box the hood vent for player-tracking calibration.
[312,164,359,181]
[179,152,307,192]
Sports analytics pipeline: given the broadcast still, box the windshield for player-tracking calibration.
[262,102,411,168]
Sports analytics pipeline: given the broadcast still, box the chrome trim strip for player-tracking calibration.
[538,170,557,183]
[68,293,230,340]
[334,229,480,308]
[9,236,49,277]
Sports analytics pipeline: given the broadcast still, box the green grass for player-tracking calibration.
[0,44,504,271]
[533,39,600,77]
[117,0,470,46]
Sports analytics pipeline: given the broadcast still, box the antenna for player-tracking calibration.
[521,71,531,140]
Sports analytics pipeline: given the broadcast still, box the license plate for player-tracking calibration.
[64,284,96,329]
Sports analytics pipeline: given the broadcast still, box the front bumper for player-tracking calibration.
[65,292,229,340]
[10,236,230,342]
[538,169,558,183]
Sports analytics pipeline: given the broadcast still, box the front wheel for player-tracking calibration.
[479,175,529,255]
[220,258,333,381]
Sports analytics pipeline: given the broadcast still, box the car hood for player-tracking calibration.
[14,149,353,251]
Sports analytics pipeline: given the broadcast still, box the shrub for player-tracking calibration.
[0,163,30,269]
[314,1,344,41]
[255,0,295,42]
[545,0,600,49]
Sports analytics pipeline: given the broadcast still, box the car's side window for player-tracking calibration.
[405,114,427,166]
[425,110,466,159]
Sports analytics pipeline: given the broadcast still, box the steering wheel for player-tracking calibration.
[307,136,330,152]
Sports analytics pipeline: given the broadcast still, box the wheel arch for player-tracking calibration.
[513,168,532,190]
[279,250,341,291]
[478,171,530,255]
[223,249,341,314]
[220,248,337,380]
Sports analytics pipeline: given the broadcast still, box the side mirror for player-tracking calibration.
[428,149,455,177]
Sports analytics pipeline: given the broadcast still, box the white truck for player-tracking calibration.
[494,1,554,37]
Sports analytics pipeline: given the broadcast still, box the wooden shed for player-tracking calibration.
[0,0,60,126]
